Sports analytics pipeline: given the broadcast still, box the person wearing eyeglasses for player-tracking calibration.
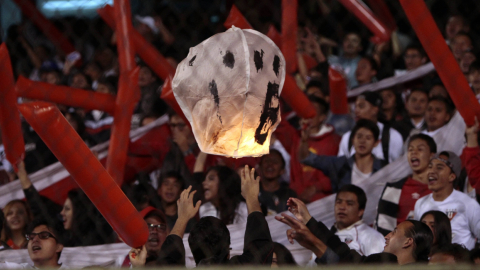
[0,219,64,268]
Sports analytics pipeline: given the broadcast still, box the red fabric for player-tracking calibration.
[223,5,253,30]
[282,74,316,119]
[396,177,431,224]
[462,147,480,193]
[275,119,340,202]
[282,0,298,73]
[328,67,349,115]
[6,239,23,250]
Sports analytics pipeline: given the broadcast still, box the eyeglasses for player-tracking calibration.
[147,223,167,232]
[26,231,57,241]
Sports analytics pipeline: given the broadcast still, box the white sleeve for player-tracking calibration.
[199,202,217,219]
[388,128,404,162]
[338,131,351,158]
[0,262,29,269]
[413,198,423,220]
[233,202,249,224]
[362,230,385,256]
[467,199,480,239]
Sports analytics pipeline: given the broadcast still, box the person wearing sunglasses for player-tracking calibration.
[0,219,64,268]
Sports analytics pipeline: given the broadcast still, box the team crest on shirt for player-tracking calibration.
[412,192,420,199]
[344,237,353,244]
[446,209,457,220]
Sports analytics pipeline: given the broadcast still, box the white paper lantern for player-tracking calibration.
[172,26,286,158]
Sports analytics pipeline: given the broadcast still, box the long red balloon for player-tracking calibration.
[160,76,189,124]
[114,0,135,73]
[223,5,253,29]
[17,102,149,248]
[337,0,391,44]
[328,67,349,115]
[282,74,316,119]
[11,0,75,55]
[282,0,298,74]
[365,0,397,32]
[98,5,176,80]
[15,76,116,114]
[106,68,140,185]
[0,43,25,169]
[267,25,282,47]
[399,0,480,126]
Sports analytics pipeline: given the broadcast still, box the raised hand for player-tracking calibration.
[177,186,201,221]
[129,245,147,267]
[241,165,262,213]
[287,197,312,224]
[275,213,322,254]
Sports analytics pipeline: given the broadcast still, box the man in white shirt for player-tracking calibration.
[0,219,65,268]
[414,151,480,250]
[338,91,404,163]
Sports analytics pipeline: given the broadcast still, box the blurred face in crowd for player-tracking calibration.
[342,33,362,57]
[404,48,426,70]
[420,214,436,243]
[301,101,327,131]
[145,216,167,254]
[354,98,378,122]
[60,198,73,230]
[96,83,113,95]
[84,63,102,81]
[5,202,28,232]
[355,58,376,85]
[203,170,219,203]
[451,34,472,61]
[380,89,396,111]
[425,100,451,132]
[460,51,476,73]
[406,91,428,118]
[445,16,467,41]
[158,177,182,204]
[169,115,191,141]
[27,225,63,268]
[407,139,434,174]
[427,157,456,193]
[45,71,60,85]
[70,73,90,89]
[384,221,413,255]
[260,151,285,181]
[334,191,363,230]
[96,48,115,70]
[305,86,325,99]
[429,85,449,98]
[352,127,378,157]
[468,70,480,94]
[138,66,156,87]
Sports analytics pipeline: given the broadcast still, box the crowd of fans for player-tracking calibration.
[1,0,480,268]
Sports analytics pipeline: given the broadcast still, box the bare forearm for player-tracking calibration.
[246,197,262,214]
[467,133,479,147]
[170,217,189,238]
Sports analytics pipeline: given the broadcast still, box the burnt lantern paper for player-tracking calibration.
[172,26,286,157]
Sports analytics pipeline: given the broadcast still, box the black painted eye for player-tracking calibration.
[254,50,264,72]
[223,51,235,69]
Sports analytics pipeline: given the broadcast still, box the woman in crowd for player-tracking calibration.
[198,166,248,225]
[1,200,33,249]
[420,210,452,250]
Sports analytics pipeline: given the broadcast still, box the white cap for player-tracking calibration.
[135,15,159,34]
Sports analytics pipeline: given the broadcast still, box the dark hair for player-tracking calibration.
[407,88,429,101]
[203,166,242,225]
[69,72,92,89]
[431,243,472,263]
[408,134,437,153]
[306,80,329,97]
[273,242,297,265]
[97,75,118,94]
[428,95,455,116]
[351,119,380,141]
[420,210,451,247]
[260,148,286,169]
[336,184,367,210]
[454,31,474,47]
[361,55,379,72]
[404,220,434,263]
[469,60,480,74]
[27,218,64,260]
[470,248,480,262]
[405,43,426,58]
[188,216,230,265]
[158,171,185,190]
[308,95,330,116]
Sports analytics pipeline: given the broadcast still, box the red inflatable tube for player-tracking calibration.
[17,101,149,248]
[399,0,480,126]
[224,5,253,30]
[328,67,349,115]
[365,0,397,32]
[160,76,189,124]
[97,5,176,80]
[106,68,140,185]
[282,74,316,119]
[16,76,116,115]
[114,0,135,73]
[0,43,25,169]
[282,0,298,74]
[267,25,282,47]
[337,0,391,44]
[11,0,75,55]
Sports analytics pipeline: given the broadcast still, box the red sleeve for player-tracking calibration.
[463,147,480,189]
[274,118,300,153]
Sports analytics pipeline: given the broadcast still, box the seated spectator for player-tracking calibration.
[467,61,480,103]
[354,56,378,86]
[379,88,404,123]
[338,91,404,163]
[328,32,363,88]
[395,44,427,76]
[392,88,429,140]
[375,134,436,235]
[429,243,472,264]
[297,185,384,265]
[258,149,297,215]
[198,166,247,225]
[272,242,297,267]
[414,151,480,249]
[423,96,455,136]
[0,219,64,268]
[420,210,452,250]
[1,200,32,249]
[279,199,433,265]
[300,119,385,192]
[274,96,341,202]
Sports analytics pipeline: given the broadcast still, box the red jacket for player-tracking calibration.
[275,120,341,202]
[462,147,480,195]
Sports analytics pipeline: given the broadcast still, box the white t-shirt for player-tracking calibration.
[199,201,248,224]
[414,190,480,250]
[338,122,404,163]
[0,262,68,269]
[351,163,372,186]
